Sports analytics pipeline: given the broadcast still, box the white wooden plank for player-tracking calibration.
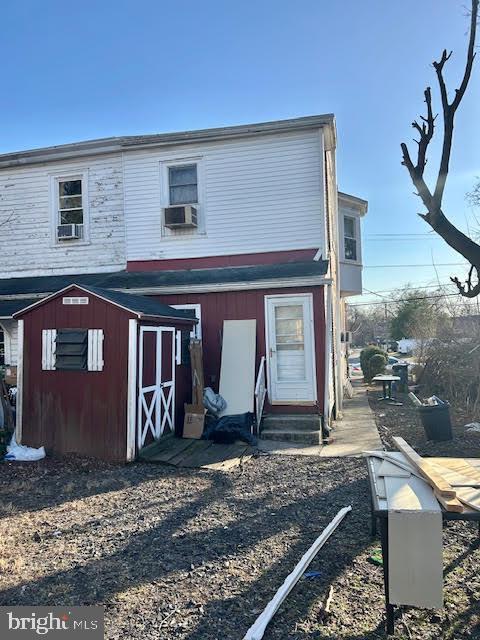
[87,329,94,371]
[386,476,443,609]
[126,319,138,461]
[378,460,411,478]
[219,320,256,416]
[243,506,352,640]
[176,330,181,365]
[16,320,24,443]
[42,329,47,370]
[98,329,104,370]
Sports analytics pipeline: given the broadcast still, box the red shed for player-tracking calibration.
[13,284,196,462]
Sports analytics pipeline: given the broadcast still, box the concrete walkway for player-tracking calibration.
[320,382,383,457]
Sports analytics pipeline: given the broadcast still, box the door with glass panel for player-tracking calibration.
[265,295,316,402]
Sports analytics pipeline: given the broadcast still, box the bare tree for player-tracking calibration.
[401,0,480,297]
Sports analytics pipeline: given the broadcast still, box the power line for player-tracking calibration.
[365,237,443,242]
[349,292,462,307]
[364,262,467,269]
[362,282,457,296]
[367,233,440,237]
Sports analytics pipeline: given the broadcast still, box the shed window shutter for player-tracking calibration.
[88,329,104,371]
[42,329,57,370]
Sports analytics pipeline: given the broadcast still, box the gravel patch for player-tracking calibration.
[0,443,478,638]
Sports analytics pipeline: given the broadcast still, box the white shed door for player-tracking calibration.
[137,326,176,449]
[266,295,316,403]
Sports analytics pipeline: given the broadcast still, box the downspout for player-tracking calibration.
[323,281,333,437]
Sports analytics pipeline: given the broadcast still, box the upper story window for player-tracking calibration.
[168,164,198,205]
[161,159,204,236]
[51,172,89,244]
[344,215,357,261]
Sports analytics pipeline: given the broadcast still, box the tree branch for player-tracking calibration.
[451,265,480,298]
[400,0,480,298]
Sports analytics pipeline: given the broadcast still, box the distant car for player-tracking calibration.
[385,356,410,372]
[348,356,362,373]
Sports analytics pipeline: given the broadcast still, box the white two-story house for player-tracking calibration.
[0,115,366,452]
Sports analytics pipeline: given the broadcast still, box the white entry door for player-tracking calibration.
[265,295,316,403]
[137,326,176,449]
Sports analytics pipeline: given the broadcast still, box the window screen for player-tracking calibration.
[55,329,88,370]
[168,164,198,205]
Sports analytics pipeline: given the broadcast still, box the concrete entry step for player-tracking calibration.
[260,428,321,445]
[261,414,321,432]
[260,414,322,445]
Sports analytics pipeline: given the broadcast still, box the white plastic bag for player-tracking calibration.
[4,433,45,462]
[465,422,480,433]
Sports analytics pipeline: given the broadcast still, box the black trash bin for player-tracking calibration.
[392,363,409,393]
[418,399,452,441]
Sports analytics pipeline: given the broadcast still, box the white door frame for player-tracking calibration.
[264,293,317,404]
[137,326,176,449]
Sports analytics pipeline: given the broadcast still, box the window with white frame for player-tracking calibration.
[171,304,202,339]
[168,164,198,205]
[171,304,201,366]
[343,215,357,261]
[161,159,204,235]
[52,174,88,242]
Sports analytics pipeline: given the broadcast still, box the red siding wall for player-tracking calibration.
[127,249,317,272]
[153,286,326,415]
[20,288,133,461]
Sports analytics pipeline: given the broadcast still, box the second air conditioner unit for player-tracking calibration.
[57,224,83,241]
[164,205,198,229]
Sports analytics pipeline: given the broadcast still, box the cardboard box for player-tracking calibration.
[183,404,206,439]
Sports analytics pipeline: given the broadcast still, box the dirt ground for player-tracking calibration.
[0,433,479,640]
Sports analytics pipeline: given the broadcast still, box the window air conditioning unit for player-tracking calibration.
[57,224,83,241]
[164,205,198,229]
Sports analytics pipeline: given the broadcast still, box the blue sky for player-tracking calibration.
[1,0,478,302]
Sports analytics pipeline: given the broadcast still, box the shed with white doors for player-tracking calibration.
[13,284,195,462]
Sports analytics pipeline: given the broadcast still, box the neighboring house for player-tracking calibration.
[0,115,366,453]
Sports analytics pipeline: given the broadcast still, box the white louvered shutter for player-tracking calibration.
[42,329,57,370]
[88,329,104,371]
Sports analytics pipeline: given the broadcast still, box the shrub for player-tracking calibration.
[369,353,387,380]
[360,346,387,382]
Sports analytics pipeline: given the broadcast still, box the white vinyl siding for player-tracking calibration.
[0,320,18,365]
[0,154,125,278]
[124,130,325,260]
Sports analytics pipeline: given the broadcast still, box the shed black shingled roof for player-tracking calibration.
[0,298,39,318]
[78,285,195,321]
[13,285,196,322]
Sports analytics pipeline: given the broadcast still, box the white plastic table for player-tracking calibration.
[372,375,401,401]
